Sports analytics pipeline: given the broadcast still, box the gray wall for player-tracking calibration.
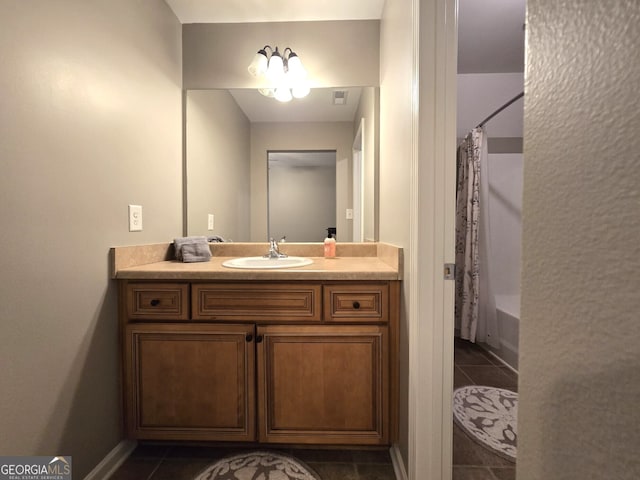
[487,153,523,297]
[186,90,251,240]
[183,21,380,89]
[268,162,336,242]
[518,1,640,479]
[457,73,523,139]
[354,87,380,242]
[250,122,354,242]
[0,1,182,477]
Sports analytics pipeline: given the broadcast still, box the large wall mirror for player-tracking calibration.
[185,86,379,243]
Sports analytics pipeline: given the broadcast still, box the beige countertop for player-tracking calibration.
[115,256,398,281]
[111,242,403,281]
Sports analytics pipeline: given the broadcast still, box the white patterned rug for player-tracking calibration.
[194,451,321,480]
[453,385,518,461]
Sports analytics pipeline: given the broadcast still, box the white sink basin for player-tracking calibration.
[222,256,314,270]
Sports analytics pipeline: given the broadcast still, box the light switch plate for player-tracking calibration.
[129,205,143,232]
[208,214,215,230]
[346,208,354,220]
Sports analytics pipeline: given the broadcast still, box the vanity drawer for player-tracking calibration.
[126,283,189,320]
[193,283,322,322]
[324,284,389,322]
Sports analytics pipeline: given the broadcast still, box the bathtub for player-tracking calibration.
[493,294,520,370]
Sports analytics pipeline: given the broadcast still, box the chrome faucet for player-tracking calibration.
[264,238,288,259]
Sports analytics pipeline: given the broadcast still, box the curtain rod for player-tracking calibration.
[476,91,524,128]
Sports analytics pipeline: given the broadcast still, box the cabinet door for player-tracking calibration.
[125,323,255,441]
[257,325,389,445]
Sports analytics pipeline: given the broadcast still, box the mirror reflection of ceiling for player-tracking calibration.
[269,151,337,168]
[165,0,525,74]
[229,88,362,123]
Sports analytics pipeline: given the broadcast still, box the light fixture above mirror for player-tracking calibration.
[248,45,311,102]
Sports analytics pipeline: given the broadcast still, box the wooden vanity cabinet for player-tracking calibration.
[119,280,399,446]
[124,323,255,441]
[257,324,388,445]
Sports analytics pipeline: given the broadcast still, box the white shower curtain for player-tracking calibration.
[455,127,500,347]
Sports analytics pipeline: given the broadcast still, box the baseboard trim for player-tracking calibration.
[83,439,137,480]
[390,444,408,480]
[479,342,520,375]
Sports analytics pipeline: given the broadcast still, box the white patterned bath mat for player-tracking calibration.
[453,385,518,461]
[194,451,321,480]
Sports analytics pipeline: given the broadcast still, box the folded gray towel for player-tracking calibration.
[181,242,212,263]
[174,236,211,262]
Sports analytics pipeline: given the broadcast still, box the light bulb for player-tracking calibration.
[292,82,311,99]
[274,87,292,102]
[287,54,307,80]
[266,51,285,82]
[248,50,268,76]
[258,88,275,97]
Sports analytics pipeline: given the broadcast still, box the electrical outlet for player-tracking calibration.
[208,214,215,230]
[346,208,354,220]
[128,205,143,232]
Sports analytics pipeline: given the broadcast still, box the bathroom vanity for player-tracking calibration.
[111,242,402,447]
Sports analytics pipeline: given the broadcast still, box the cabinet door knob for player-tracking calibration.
[150,299,160,306]
[256,335,264,343]
[353,301,361,309]
[245,334,253,342]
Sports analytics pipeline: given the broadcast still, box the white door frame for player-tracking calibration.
[407,0,457,479]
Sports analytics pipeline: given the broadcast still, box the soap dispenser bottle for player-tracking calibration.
[324,228,336,258]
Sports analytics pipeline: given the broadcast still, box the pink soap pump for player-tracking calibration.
[324,228,336,258]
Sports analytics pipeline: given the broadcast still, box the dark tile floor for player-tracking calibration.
[110,444,396,480]
[453,337,518,480]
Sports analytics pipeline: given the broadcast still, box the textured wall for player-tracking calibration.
[519,1,640,478]
[0,1,182,477]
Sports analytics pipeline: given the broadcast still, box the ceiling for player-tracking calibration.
[269,151,337,169]
[229,87,362,123]
[164,0,385,23]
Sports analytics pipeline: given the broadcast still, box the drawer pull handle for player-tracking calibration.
[256,335,264,343]
[150,299,161,307]
[353,301,361,309]
[245,334,253,342]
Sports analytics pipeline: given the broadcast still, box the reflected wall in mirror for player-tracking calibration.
[268,151,337,242]
[186,90,251,242]
[185,87,379,243]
